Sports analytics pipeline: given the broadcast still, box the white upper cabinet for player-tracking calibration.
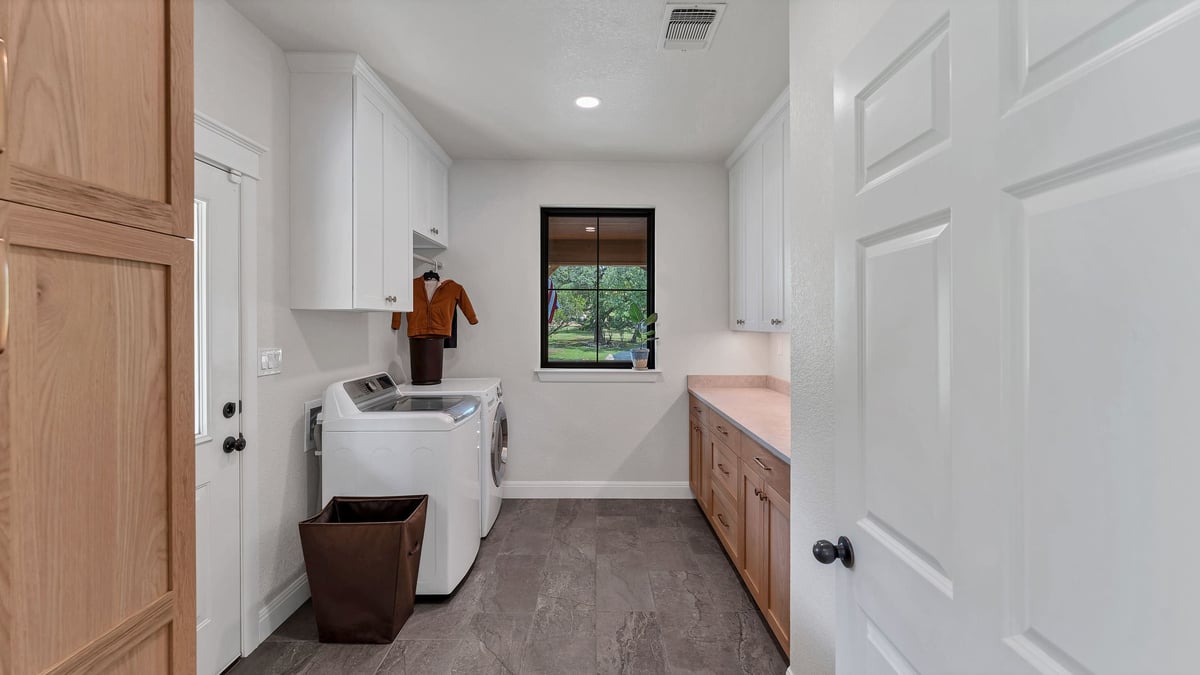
[728,91,790,333]
[287,53,451,311]
[412,142,449,248]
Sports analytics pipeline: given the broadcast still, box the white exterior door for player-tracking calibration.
[194,159,243,675]
[834,0,1200,672]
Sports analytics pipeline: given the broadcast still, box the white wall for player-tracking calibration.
[434,160,770,487]
[195,0,398,639]
[768,332,790,381]
[787,0,891,671]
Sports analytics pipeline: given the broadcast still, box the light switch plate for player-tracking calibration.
[258,347,283,376]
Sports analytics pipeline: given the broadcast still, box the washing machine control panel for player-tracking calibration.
[343,373,396,406]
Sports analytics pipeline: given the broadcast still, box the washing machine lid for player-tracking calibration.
[396,377,501,396]
[322,373,480,432]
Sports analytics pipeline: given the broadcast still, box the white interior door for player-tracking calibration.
[834,0,1200,672]
[194,158,243,675]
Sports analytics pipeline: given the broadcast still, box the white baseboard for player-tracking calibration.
[503,481,692,499]
[256,573,310,645]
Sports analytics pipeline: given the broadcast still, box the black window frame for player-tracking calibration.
[540,206,656,370]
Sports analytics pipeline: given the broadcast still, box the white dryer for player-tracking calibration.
[398,378,506,536]
[320,373,481,594]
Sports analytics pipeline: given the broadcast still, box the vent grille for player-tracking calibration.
[659,4,726,52]
[665,8,718,40]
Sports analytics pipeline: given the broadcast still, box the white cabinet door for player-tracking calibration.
[353,82,388,310]
[761,111,788,331]
[740,141,765,331]
[384,116,413,312]
[428,158,449,247]
[729,157,747,330]
[834,0,1200,672]
[410,144,441,246]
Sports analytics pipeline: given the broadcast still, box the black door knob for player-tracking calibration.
[222,433,247,454]
[813,536,854,568]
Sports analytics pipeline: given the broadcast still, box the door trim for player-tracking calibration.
[194,112,267,657]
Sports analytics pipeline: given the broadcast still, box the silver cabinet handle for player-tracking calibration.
[753,457,772,472]
[0,238,8,354]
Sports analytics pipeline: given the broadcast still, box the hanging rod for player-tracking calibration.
[414,253,443,270]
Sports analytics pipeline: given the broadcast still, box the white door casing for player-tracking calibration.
[835,0,1200,672]
[194,158,243,675]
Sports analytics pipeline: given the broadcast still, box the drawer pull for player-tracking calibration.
[717,463,730,475]
[753,488,762,498]
[753,457,773,472]
[716,425,728,435]
[716,513,729,528]
[760,491,769,502]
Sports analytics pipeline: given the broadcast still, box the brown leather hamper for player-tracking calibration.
[299,495,428,643]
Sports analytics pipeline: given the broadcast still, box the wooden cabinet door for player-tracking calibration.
[764,481,790,653]
[688,417,703,500]
[0,202,194,674]
[698,426,714,515]
[740,462,768,604]
[0,0,193,237]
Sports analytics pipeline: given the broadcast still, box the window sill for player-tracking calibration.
[535,368,663,383]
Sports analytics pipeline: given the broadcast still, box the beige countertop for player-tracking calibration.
[687,375,790,464]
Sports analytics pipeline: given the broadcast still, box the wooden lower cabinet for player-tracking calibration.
[688,416,703,502]
[0,202,195,674]
[764,482,791,653]
[740,466,768,602]
[688,406,790,651]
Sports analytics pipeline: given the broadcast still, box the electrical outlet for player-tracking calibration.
[304,399,322,452]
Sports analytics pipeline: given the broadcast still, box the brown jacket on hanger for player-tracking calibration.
[392,278,479,337]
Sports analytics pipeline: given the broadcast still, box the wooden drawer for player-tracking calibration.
[706,415,740,454]
[741,440,790,501]
[688,395,708,425]
[709,483,740,566]
[711,436,740,503]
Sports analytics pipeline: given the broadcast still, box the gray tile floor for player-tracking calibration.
[229,499,788,675]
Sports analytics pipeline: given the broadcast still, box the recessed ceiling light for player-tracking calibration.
[575,96,601,109]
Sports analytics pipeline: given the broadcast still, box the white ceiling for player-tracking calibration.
[228,0,789,161]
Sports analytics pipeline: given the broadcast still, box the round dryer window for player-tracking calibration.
[492,403,508,487]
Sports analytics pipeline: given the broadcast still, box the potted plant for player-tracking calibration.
[626,304,658,370]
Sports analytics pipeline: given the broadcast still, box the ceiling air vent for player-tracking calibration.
[659,4,726,52]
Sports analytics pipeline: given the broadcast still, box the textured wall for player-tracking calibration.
[195,0,399,623]
[787,0,892,671]
[435,160,771,485]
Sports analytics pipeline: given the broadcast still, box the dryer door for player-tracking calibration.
[491,403,508,486]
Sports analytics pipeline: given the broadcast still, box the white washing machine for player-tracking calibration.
[398,378,506,536]
[319,373,481,594]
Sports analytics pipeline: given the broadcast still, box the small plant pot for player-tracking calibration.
[631,347,651,370]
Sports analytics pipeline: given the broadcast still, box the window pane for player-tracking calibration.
[599,290,648,363]
[547,290,597,363]
[547,216,597,289]
[599,265,647,289]
[598,216,647,268]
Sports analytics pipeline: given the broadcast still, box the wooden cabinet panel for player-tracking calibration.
[699,426,714,516]
[0,203,193,673]
[0,0,193,236]
[765,481,791,653]
[709,482,739,568]
[688,395,707,426]
[740,463,768,603]
[711,436,739,503]
[688,416,703,500]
